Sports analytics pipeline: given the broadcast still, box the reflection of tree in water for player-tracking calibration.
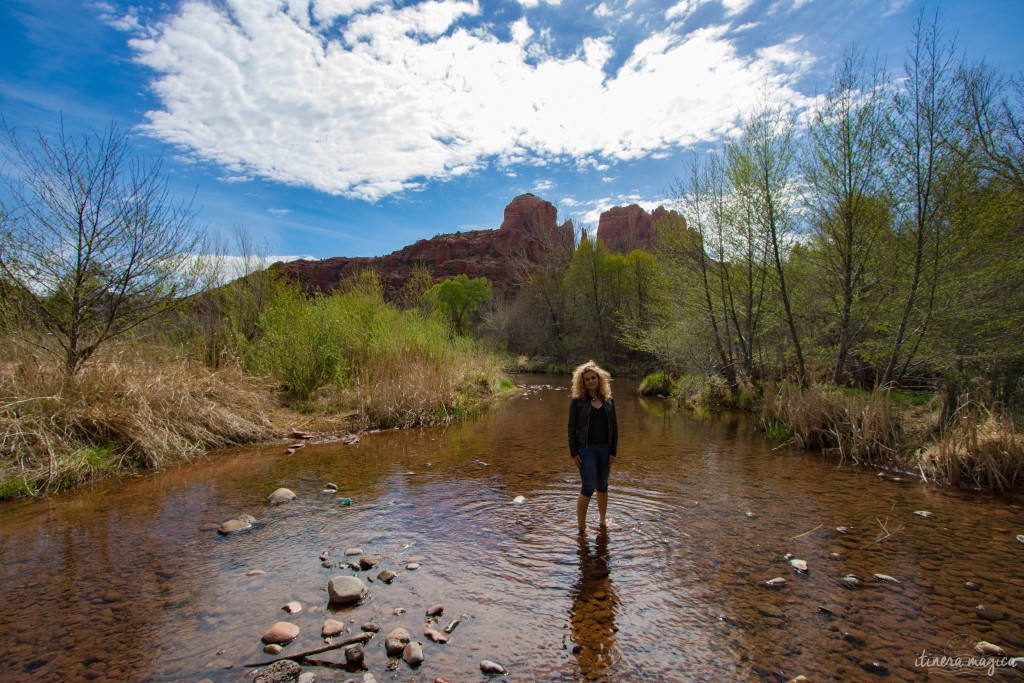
[569,529,619,680]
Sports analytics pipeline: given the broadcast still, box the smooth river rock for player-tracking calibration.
[217,518,251,535]
[327,576,367,605]
[480,660,507,674]
[424,628,450,643]
[322,619,346,637]
[267,488,296,505]
[402,641,424,666]
[385,627,412,656]
[261,621,300,644]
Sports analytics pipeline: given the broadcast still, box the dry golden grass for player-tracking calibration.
[336,348,510,430]
[918,402,1024,492]
[0,348,277,496]
[762,381,902,465]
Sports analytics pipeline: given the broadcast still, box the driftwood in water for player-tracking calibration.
[244,632,373,667]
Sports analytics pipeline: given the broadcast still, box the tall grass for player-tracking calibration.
[0,348,276,497]
[245,274,511,428]
[761,381,901,465]
[918,395,1024,492]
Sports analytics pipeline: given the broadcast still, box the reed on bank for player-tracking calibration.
[644,370,1024,492]
[0,277,514,500]
[0,349,277,498]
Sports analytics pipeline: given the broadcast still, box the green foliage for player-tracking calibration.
[245,283,349,399]
[245,272,507,427]
[638,371,673,396]
[672,374,735,410]
[424,274,492,335]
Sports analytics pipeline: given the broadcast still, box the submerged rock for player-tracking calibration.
[377,569,397,584]
[402,641,424,666]
[424,628,450,643]
[512,495,526,504]
[873,573,900,584]
[385,627,411,657]
[218,518,251,535]
[426,604,444,617]
[358,556,378,571]
[282,601,302,614]
[345,643,365,667]
[267,488,296,506]
[975,641,1005,656]
[913,510,933,518]
[406,563,420,571]
[327,576,366,605]
[839,574,863,588]
[480,660,507,674]
[789,559,808,574]
[261,621,300,645]
[764,577,787,589]
[322,618,345,638]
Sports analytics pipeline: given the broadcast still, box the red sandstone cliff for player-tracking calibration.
[276,194,573,299]
[595,204,685,253]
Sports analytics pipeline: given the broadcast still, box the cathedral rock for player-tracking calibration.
[276,194,573,299]
[274,194,683,300]
[595,204,684,253]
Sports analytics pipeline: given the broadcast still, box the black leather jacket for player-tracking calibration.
[567,396,618,458]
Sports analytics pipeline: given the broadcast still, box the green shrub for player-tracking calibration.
[639,371,673,396]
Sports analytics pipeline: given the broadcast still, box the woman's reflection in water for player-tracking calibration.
[569,528,619,680]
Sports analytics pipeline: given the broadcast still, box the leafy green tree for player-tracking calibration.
[802,48,895,385]
[742,98,807,383]
[0,120,208,375]
[425,274,491,335]
[881,12,960,385]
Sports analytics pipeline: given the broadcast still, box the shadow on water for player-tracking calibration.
[0,375,1023,681]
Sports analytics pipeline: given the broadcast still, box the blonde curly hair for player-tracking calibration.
[571,360,612,400]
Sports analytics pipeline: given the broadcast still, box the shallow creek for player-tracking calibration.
[1,375,1022,682]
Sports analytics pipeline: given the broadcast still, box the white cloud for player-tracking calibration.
[132,0,814,201]
[594,3,613,18]
[515,0,561,7]
[665,0,702,22]
[533,179,555,192]
[721,0,754,16]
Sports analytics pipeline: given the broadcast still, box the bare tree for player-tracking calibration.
[0,119,208,375]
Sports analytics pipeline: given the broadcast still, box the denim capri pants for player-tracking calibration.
[578,443,610,497]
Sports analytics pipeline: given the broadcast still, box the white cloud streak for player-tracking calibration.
[131,0,813,201]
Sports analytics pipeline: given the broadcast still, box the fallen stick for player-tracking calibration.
[244,632,373,667]
[789,524,822,540]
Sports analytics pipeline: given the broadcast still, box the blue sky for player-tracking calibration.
[2,0,1022,262]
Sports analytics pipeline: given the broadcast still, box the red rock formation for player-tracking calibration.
[595,204,685,253]
[275,194,573,300]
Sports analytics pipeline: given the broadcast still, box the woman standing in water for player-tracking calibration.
[568,361,618,534]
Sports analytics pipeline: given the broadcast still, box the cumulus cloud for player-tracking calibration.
[131,0,813,201]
